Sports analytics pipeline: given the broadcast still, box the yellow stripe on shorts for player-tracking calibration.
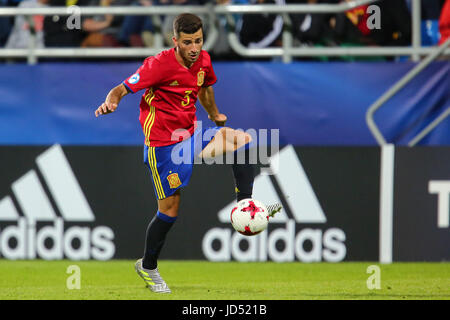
[148,147,162,199]
[151,147,165,199]
[148,147,165,199]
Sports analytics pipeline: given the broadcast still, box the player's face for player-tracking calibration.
[173,29,203,67]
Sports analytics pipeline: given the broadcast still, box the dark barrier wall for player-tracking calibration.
[393,147,450,261]
[1,145,448,261]
[0,61,448,146]
[0,145,380,261]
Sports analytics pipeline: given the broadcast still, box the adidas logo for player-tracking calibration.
[170,80,179,86]
[0,144,115,260]
[202,145,346,263]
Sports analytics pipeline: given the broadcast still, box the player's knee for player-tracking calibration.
[158,193,180,217]
[234,131,252,148]
[159,206,178,218]
[217,127,229,138]
[218,127,252,150]
[161,209,178,218]
[243,132,252,145]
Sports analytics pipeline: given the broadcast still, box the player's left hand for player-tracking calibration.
[209,113,227,127]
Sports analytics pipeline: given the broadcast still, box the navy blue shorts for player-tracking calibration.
[144,126,221,200]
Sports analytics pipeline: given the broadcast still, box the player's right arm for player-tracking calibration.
[95,83,129,117]
[95,57,161,117]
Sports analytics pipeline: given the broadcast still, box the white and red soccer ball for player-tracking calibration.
[230,198,269,236]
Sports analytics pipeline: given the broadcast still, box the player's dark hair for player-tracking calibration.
[173,13,203,38]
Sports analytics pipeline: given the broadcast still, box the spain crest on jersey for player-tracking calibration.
[167,172,182,189]
[197,70,205,87]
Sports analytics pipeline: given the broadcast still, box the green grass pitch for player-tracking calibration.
[0,260,449,300]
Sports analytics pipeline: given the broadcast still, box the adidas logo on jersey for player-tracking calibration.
[170,80,179,86]
[202,145,347,263]
[0,144,115,260]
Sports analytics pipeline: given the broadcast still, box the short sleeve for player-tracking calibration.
[202,52,217,87]
[123,57,162,93]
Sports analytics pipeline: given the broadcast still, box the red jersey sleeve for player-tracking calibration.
[123,57,162,93]
[202,51,217,87]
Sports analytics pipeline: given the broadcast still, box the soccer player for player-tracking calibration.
[95,13,281,293]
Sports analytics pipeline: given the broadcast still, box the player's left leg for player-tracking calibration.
[136,191,180,293]
[142,189,180,270]
[140,143,190,293]
[200,127,255,201]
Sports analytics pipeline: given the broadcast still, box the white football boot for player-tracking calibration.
[135,259,171,293]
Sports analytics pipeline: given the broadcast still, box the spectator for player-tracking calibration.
[0,0,17,47]
[419,0,444,20]
[404,0,444,45]
[81,0,132,47]
[117,0,155,47]
[369,0,412,46]
[161,0,204,46]
[212,0,249,59]
[6,0,49,49]
[329,0,411,47]
[43,0,91,47]
[288,0,335,46]
[439,0,450,45]
[238,0,285,48]
[329,0,377,46]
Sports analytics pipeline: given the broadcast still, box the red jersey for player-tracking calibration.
[123,48,217,147]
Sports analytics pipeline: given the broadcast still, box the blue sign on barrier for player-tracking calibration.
[0,61,448,145]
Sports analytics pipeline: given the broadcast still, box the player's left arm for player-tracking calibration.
[198,86,227,127]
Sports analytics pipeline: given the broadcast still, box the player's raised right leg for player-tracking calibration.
[200,127,282,216]
[200,127,254,201]
[199,127,252,159]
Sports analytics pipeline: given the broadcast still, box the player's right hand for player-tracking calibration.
[95,102,117,117]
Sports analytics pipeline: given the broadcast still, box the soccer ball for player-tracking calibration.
[230,198,269,236]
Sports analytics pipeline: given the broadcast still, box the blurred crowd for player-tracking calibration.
[0,0,449,60]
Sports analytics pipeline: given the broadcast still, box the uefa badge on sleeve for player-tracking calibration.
[129,73,140,84]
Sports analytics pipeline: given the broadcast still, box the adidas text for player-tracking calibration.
[0,217,115,260]
[202,220,346,262]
